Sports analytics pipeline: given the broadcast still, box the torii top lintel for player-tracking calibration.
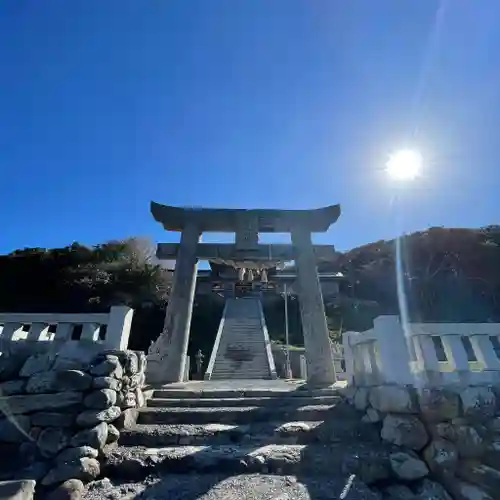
[150,202,341,233]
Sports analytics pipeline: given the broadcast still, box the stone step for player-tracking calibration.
[138,404,352,425]
[102,443,392,482]
[147,395,342,408]
[83,473,381,500]
[119,418,380,447]
[151,387,338,399]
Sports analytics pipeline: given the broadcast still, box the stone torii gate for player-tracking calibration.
[147,201,341,385]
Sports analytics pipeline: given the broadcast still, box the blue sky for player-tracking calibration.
[1,1,500,255]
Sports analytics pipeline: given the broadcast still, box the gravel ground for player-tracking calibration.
[83,474,381,500]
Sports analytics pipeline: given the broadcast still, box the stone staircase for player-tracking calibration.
[205,297,277,380]
[98,382,394,499]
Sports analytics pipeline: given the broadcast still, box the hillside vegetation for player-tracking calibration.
[1,227,499,355]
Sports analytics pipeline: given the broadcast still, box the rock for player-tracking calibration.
[454,481,493,500]
[120,391,137,408]
[129,373,143,388]
[423,439,459,475]
[341,449,391,484]
[435,423,484,458]
[26,369,92,394]
[76,406,120,427]
[20,353,55,377]
[71,422,108,449]
[92,377,121,391]
[457,462,500,498]
[37,427,72,458]
[0,391,82,415]
[362,408,381,423]
[460,386,496,421]
[383,485,415,499]
[83,389,117,409]
[390,451,429,480]
[487,417,500,434]
[484,441,500,469]
[106,424,120,444]
[56,446,98,463]
[86,478,112,491]
[0,379,26,396]
[135,387,145,408]
[414,479,452,500]
[136,351,147,374]
[419,387,460,422]
[369,385,416,413]
[381,414,428,450]
[0,354,27,382]
[42,457,100,486]
[90,356,123,378]
[0,479,36,500]
[113,408,138,429]
[18,461,50,481]
[353,388,369,411]
[46,479,84,500]
[122,351,139,375]
[31,412,75,428]
[0,415,30,443]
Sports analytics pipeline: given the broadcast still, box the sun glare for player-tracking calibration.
[386,149,422,181]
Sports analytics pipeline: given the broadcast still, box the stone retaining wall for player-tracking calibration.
[0,341,146,499]
[346,383,500,500]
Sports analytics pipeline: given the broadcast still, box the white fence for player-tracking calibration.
[343,315,500,387]
[0,306,134,353]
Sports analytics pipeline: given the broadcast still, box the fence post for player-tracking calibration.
[106,306,134,350]
[373,315,413,385]
[299,355,307,380]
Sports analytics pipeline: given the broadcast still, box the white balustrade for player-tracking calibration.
[345,316,500,387]
[0,306,134,353]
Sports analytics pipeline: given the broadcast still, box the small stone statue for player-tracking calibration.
[195,349,205,379]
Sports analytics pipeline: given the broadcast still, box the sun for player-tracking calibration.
[386,149,422,181]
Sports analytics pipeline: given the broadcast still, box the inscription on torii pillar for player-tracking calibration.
[146,201,341,385]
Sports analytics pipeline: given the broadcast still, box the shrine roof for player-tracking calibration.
[151,201,341,233]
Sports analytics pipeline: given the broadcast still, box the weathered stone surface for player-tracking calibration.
[26,369,92,394]
[83,389,117,409]
[42,457,100,486]
[0,479,36,500]
[383,485,415,499]
[106,424,120,444]
[31,412,75,428]
[135,387,145,408]
[136,351,147,375]
[0,415,30,443]
[20,353,55,377]
[389,451,428,480]
[460,386,496,421]
[353,387,369,411]
[381,414,428,450]
[454,481,493,500]
[90,356,123,378]
[457,462,500,498]
[414,479,452,500]
[0,354,26,382]
[71,422,108,449]
[362,408,381,423]
[486,417,500,434]
[119,391,136,409]
[0,391,82,415]
[369,385,416,413]
[76,406,120,427]
[129,373,143,388]
[122,351,139,375]
[419,388,460,422]
[341,448,391,484]
[56,446,98,463]
[46,479,85,500]
[37,427,72,458]
[92,377,121,391]
[435,423,484,458]
[423,439,459,475]
[275,422,311,435]
[0,379,26,396]
[484,441,500,469]
[18,461,50,481]
[114,408,138,429]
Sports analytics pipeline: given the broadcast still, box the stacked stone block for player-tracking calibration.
[346,383,500,500]
[0,344,146,499]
